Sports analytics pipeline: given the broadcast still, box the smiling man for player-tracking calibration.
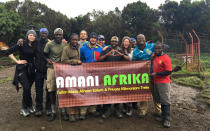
[44,28,68,121]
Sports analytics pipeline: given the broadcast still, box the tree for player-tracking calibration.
[122,1,160,39]
[0,3,22,44]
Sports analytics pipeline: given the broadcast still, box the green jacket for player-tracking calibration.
[61,44,80,65]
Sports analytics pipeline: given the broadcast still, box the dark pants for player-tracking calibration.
[18,70,34,109]
[35,71,51,111]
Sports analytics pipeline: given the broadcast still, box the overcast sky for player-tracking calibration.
[0,0,184,18]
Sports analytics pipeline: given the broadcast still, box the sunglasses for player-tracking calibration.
[111,40,118,43]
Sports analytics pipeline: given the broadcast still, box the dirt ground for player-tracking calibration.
[0,67,210,131]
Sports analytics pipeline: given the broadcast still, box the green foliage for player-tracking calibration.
[174,76,204,89]
[0,77,12,84]
[122,1,160,39]
[0,3,22,43]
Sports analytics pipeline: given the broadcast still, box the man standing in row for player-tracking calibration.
[132,34,161,118]
[79,32,102,119]
[98,36,130,119]
[44,28,68,121]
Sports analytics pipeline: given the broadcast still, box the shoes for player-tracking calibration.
[138,111,146,118]
[163,120,170,128]
[35,110,43,117]
[75,114,80,120]
[61,112,69,121]
[48,113,56,121]
[115,110,123,118]
[28,106,35,114]
[79,114,86,120]
[20,108,30,117]
[126,109,133,117]
[69,115,76,122]
[152,112,161,117]
[46,109,51,116]
[102,109,112,119]
[90,111,100,117]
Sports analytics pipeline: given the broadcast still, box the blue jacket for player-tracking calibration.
[80,43,103,63]
[132,42,155,73]
[132,42,155,61]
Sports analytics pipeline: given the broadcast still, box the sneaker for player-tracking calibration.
[102,109,112,119]
[116,110,123,119]
[48,113,56,121]
[35,110,43,117]
[61,112,69,121]
[75,114,80,120]
[20,108,30,117]
[79,114,86,120]
[163,120,170,128]
[46,109,51,116]
[126,109,133,117]
[28,106,35,114]
[69,115,76,122]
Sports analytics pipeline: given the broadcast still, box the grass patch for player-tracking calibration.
[173,76,204,89]
[201,89,210,99]
[0,77,12,84]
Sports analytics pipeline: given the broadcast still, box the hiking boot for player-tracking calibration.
[20,108,30,117]
[126,109,133,117]
[75,114,80,120]
[102,109,112,119]
[28,106,35,114]
[163,120,170,128]
[91,111,100,117]
[116,110,123,118]
[61,112,69,121]
[69,115,76,122]
[35,110,43,117]
[79,114,86,120]
[46,109,51,116]
[48,113,56,121]
[138,111,146,118]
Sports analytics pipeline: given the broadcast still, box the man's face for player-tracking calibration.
[40,31,48,40]
[90,37,97,45]
[80,31,87,40]
[155,44,163,56]
[111,40,118,48]
[137,36,145,45]
[54,32,63,44]
[98,39,105,45]
[71,36,79,47]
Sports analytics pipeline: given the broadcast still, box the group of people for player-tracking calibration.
[2,28,172,128]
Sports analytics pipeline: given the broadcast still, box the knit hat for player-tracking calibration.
[54,28,63,34]
[26,30,36,37]
[40,28,49,34]
[130,38,136,43]
[98,35,105,40]
[89,32,98,39]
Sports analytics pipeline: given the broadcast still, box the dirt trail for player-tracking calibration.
[0,67,209,131]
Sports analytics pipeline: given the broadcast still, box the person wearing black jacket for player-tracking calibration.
[17,28,51,117]
[34,28,51,116]
[2,30,37,117]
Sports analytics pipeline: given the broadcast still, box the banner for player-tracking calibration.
[54,61,152,108]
